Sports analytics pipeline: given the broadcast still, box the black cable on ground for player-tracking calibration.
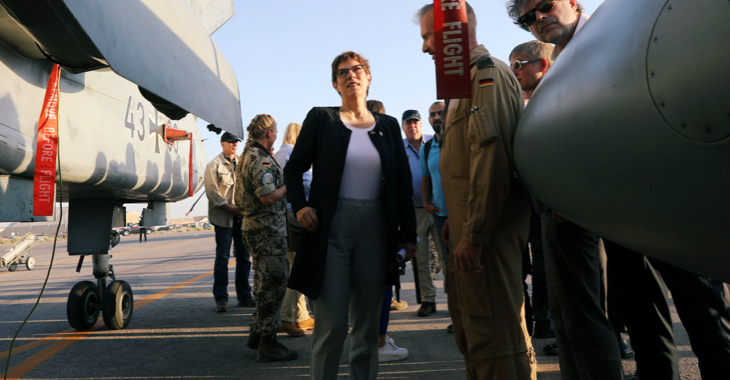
[3,114,63,380]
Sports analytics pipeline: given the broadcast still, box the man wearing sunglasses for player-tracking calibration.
[508,0,587,59]
[506,2,626,380]
[416,2,536,379]
[508,40,553,103]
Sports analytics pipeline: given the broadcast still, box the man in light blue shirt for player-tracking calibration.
[419,102,448,261]
[402,109,442,318]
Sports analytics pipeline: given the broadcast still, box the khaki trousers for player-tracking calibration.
[413,207,443,303]
[281,250,311,322]
[446,188,536,380]
[281,213,311,322]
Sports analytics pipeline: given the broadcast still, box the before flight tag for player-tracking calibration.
[33,64,61,217]
[434,0,472,100]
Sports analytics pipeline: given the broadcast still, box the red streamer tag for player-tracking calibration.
[33,64,61,216]
[434,0,472,100]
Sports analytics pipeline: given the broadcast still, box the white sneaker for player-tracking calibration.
[378,335,409,363]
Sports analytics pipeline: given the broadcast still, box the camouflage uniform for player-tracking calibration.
[235,142,289,339]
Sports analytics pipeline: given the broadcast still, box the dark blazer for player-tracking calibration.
[284,107,417,299]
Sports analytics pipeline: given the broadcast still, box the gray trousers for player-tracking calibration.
[414,207,442,303]
[311,198,387,380]
[541,211,624,380]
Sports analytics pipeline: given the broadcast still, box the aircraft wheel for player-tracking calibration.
[8,263,17,271]
[67,281,101,330]
[102,280,134,330]
[26,256,36,270]
[122,230,130,236]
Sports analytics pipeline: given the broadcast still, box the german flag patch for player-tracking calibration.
[262,162,270,167]
[479,78,494,88]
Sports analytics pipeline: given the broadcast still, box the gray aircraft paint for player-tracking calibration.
[0,0,236,330]
[0,41,208,203]
[516,0,730,281]
[59,0,243,137]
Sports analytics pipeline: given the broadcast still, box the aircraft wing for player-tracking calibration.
[0,0,243,137]
[185,0,235,35]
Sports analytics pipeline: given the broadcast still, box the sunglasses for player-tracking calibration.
[516,0,555,27]
[510,59,542,70]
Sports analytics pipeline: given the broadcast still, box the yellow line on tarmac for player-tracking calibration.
[2,235,219,379]
[4,267,218,379]
[1,236,213,360]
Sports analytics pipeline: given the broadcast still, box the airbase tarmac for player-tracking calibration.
[1,230,701,379]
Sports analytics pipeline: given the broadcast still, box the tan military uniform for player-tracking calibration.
[235,143,289,338]
[440,45,536,380]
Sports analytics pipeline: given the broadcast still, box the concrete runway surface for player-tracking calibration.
[1,230,702,379]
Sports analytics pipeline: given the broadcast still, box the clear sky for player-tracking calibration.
[141,0,606,220]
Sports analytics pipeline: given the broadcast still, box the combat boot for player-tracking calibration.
[257,336,298,362]
[246,330,260,350]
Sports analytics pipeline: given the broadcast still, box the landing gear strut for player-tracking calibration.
[64,199,153,331]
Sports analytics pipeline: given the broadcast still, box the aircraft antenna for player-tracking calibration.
[185,189,206,217]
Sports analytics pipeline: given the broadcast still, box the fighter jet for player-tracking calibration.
[514,0,730,282]
[0,0,242,330]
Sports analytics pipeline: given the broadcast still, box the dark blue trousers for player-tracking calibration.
[213,218,252,302]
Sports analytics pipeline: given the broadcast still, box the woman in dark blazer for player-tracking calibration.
[284,51,417,380]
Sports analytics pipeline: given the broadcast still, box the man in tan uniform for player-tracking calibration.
[416,3,535,379]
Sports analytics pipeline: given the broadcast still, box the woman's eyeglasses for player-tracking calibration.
[336,65,365,78]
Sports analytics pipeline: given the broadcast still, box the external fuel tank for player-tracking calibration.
[515,0,730,281]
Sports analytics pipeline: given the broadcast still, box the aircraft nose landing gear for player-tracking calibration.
[67,254,133,331]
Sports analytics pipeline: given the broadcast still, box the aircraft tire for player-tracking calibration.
[67,281,101,331]
[26,256,36,270]
[102,280,134,330]
[122,230,130,236]
[8,263,17,271]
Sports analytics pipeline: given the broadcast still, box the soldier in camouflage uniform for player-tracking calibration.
[234,114,297,362]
